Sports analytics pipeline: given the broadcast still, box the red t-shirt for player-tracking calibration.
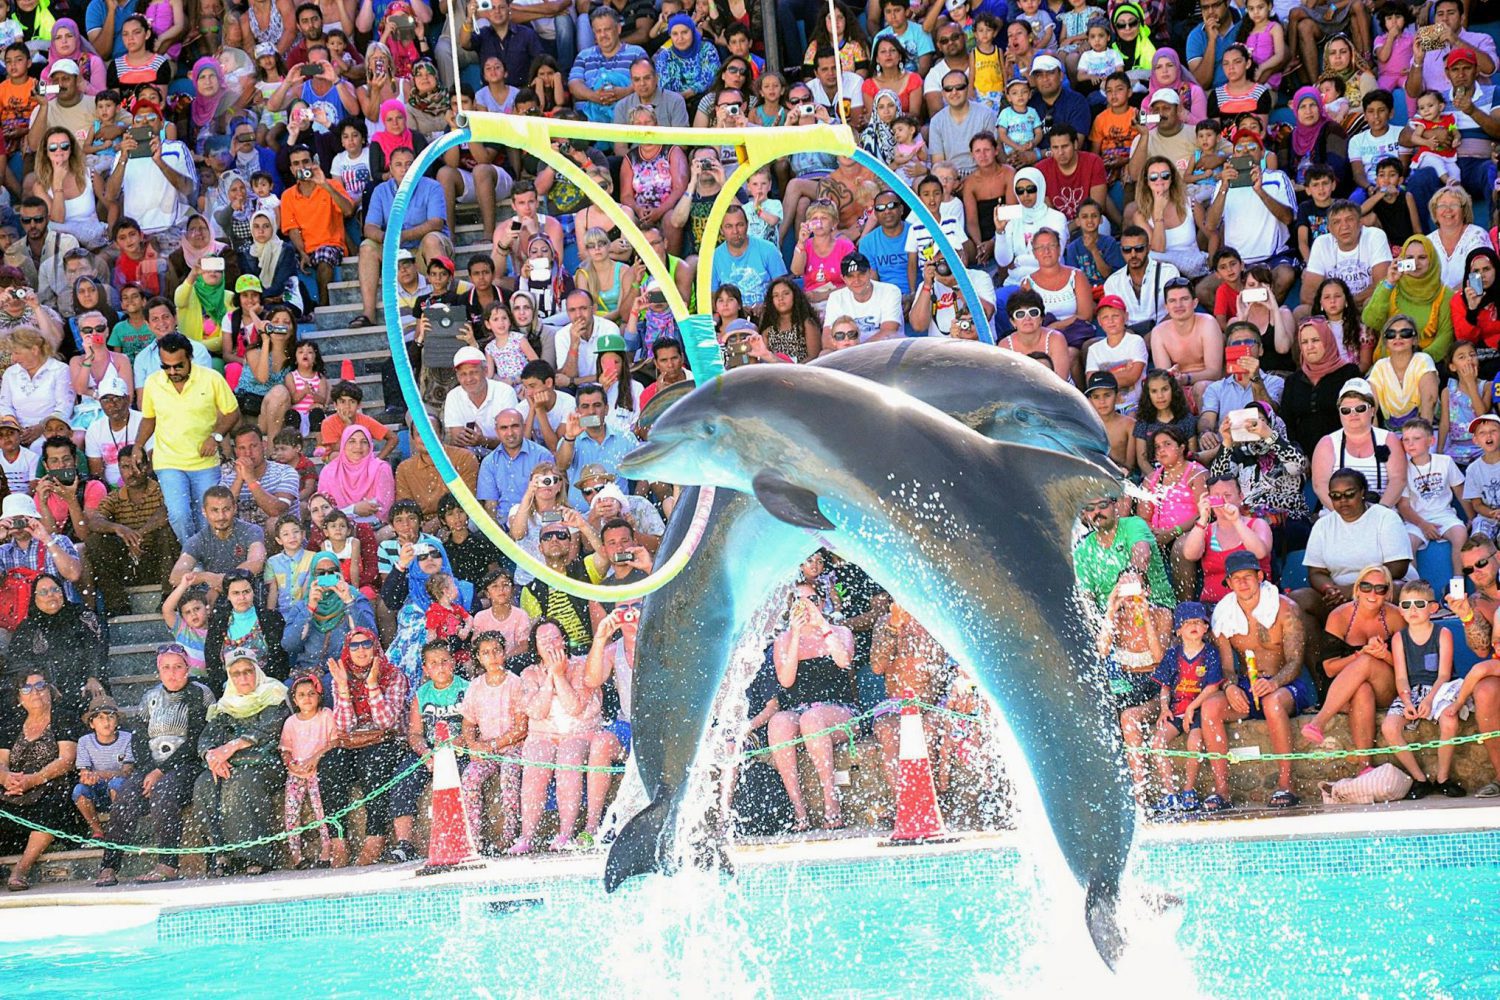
[1037,151,1107,221]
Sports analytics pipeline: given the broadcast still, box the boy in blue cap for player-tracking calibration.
[1149,600,1223,813]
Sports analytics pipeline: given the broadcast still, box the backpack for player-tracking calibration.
[0,546,46,632]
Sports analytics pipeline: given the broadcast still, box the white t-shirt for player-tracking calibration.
[549,318,620,383]
[0,448,34,494]
[84,411,152,488]
[518,390,576,437]
[442,380,520,435]
[809,72,869,113]
[1085,334,1151,411]
[926,268,996,337]
[1404,452,1464,525]
[1217,170,1295,265]
[825,281,903,342]
[1304,503,1413,586]
[120,140,194,235]
[1345,126,1404,180]
[1305,227,1393,299]
[905,212,970,263]
[1464,456,1500,536]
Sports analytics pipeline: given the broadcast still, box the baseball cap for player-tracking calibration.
[594,331,628,354]
[428,255,455,273]
[1172,601,1209,630]
[254,42,277,58]
[1469,414,1500,435]
[1030,55,1063,74]
[1,494,39,520]
[1447,47,1479,69]
[97,369,130,399]
[395,249,415,263]
[840,252,871,276]
[1223,550,1261,577]
[1339,376,1375,401]
[49,58,80,77]
[724,318,757,336]
[1096,294,1127,313]
[1149,87,1181,107]
[453,345,486,367]
[0,415,20,432]
[1084,371,1118,395]
[235,275,264,294]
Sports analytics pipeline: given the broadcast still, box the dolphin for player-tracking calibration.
[609,346,1133,967]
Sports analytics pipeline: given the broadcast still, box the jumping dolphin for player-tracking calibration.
[611,350,1134,966]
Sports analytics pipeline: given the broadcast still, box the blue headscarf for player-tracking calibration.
[405,539,475,612]
[667,13,701,56]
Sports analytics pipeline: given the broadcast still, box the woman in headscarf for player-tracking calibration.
[507,289,548,362]
[4,574,108,729]
[1280,86,1349,192]
[318,425,394,525]
[1320,33,1376,110]
[379,537,474,690]
[1110,1,1156,74]
[1281,317,1362,459]
[245,208,303,311]
[405,58,450,138]
[858,88,899,162]
[1363,234,1455,363]
[170,211,238,285]
[993,166,1070,290]
[41,19,106,94]
[1453,247,1500,376]
[1148,48,1205,123]
[194,647,288,876]
[322,627,421,866]
[212,171,256,258]
[187,56,238,153]
[203,570,289,693]
[653,14,720,107]
[172,245,232,359]
[281,551,377,676]
[515,233,572,322]
[369,99,425,179]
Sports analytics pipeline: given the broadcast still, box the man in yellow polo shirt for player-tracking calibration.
[136,333,240,542]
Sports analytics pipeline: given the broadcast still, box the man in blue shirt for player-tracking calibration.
[555,385,640,490]
[1029,56,1091,156]
[858,191,913,304]
[567,8,646,123]
[1186,0,1242,89]
[478,407,550,519]
[356,145,452,327]
[710,204,787,312]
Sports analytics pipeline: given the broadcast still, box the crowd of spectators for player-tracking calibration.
[0,0,1496,888]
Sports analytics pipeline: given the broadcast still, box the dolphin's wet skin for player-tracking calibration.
[608,340,1133,967]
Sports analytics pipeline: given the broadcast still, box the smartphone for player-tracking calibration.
[1118,579,1142,598]
[390,13,416,40]
[1241,287,1269,304]
[1451,577,1467,600]
[200,256,224,272]
[1228,155,1255,188]
[128,126,153,158]
[539,510,564,525]
[1228,407,1261,442]
[1470,273,1484,295]
[994,204,1024,224]
[579,414,603,428]
[1138,113,1161,126]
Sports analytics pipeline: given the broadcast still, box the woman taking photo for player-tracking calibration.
[0,673,78,891]
[1203,409,1311,552]
[767,580,856,831]
[1309,378,1407,509]
[282,552,376,676]
[1367,314,1438,431]
[994,168,1068,290]
[1226,265,1295,373]
[1137,426,1209,599]
[691,57,753,128]
[31,127,108,250]
[1180,474,1275,604]
[1454,247,1500,377]
[1362,235,1454,363]
[1281,317,1361,458]
[195,647,288,877]
[507,463,596,579]
[1129,157,1208,277]
[757,275,821,363]
[173,257,232,360]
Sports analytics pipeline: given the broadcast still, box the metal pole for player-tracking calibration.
[760,0,781,75]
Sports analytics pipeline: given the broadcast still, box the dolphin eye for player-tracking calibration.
[701,420,717,438]
[1014,408,1034,424]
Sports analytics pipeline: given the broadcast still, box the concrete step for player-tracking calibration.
[331,240,494,285]
[107,612,171,647]
[125,585,161,617]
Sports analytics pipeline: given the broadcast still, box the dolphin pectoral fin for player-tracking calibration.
[604,786,675,892]
[751,472,835,530]
[1010,446,1123,540]
[1086,876,1126,971]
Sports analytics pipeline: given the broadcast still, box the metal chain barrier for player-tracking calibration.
[1125,728,1500,762]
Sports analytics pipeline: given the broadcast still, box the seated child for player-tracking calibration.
[265,513,317,613]
[890,115,929,187]
[272,427,318,503]
[425,571,474,675]
[1185,119,1228,205]
[72,697,134,841]
[280,672,338,868]
[1148,601,1223,814]
[1408,89,1461,186]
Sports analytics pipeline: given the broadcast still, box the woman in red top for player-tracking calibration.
[1180,474,1273,604]
[1453,247,1500,377]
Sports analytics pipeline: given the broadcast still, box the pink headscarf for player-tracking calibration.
[42,20,105,93]
[373,99,414,161]
[1290,86,1330,157]
[317,425,393,516]
[191,57,228,129]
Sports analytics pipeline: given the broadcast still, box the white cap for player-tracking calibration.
[2,494,39,520]
[97,369,129,398]
[1339,377,1375,401]
[396,249,415,263]
[49,58,80,77]
[1030,55,1064,74]
[453,345,485,367]
[1149,87,1182,107]
[591,483,629,507]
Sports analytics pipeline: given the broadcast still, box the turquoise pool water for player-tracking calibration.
[4,832,1500,999]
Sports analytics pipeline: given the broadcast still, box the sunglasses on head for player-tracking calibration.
[1164,278,1192,291]
[1339,403,1371,415]
[540,529,570,541]
[1357,581,1390,594]
[1399,599,1431,609]
[1463,557,1492,576]
[1327,488,1363,501]
[1010,306,1042,320]
[1015,184,1038,195]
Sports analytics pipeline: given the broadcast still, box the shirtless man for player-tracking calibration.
[962,133,1015,267]
[870,601,950,809]
[1095,569,1171,802]
[1200,551,1316,809]
[782,156,878,245]
[1444,536,1500,797]
[1149,277,1224,406]
[1084,371,1135,472]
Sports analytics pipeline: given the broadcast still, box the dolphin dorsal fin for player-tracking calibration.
[752,472,836,530]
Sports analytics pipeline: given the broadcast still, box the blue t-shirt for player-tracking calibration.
[711,237,788,308]
[1185,11,1243,89]
[859,224,912,297]
[873,24,934,73]
[87,0,144,57]
[366,177,450,248]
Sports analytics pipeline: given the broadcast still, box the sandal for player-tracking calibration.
[6,876,29,892]
[1300,722,1326,745]
[1202,794,1232,813]
[1178,790,1200,812]
[1268,789,1300,808]
[1438,779,1467,798]
[94,868,119,888]
[503,839,534,856]
[352,315,372,328]
[790,815,811,834]
[1477,782,1500,798]
[134,868,182,884]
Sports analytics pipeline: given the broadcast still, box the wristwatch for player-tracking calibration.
[212,433,224,443]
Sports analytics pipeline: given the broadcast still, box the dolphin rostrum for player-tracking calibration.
[611,346,1133,967]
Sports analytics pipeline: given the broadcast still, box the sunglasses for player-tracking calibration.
[875,201,900,211]
[1010,306,1042,320]
[724,65,746,74]
[1327,488,1363,501]
[942,84,967,93]
[80,324,106,334]
[1398,599,1431,609]
[19,215,44,224]
[1015,185,1038,195]
[540,530,571,541]
[1147,171,1171,182]
[1356,581,1390,594]
[1338,403,1371,415]
[1385,328,1417,340]
[1164,278,1193,291]
[19,680,49,694]
[1463,557,1492,576]
[418,550,443,559]
[1082,498,1117,512]
[347,638,375,649]
[1114,17,1139,26]
[1122,244,1147,253]
[831,329,859,341]
[46,141,70,152]
[580,484,606,496]
[158,642,188,656]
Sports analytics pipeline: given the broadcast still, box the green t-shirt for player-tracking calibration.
[108,320,154,359]
[1072,515,1175,611]
[416,677,470,747]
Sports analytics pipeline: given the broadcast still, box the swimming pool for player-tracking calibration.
[4,829,1500,999]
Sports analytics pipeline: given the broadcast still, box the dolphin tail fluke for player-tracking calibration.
[604,787,675,893]
[1085,876,1126,971]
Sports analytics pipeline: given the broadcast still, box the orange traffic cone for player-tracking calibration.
[884,690,953,846]
[416,721,482,875]
[340,358,355,383]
